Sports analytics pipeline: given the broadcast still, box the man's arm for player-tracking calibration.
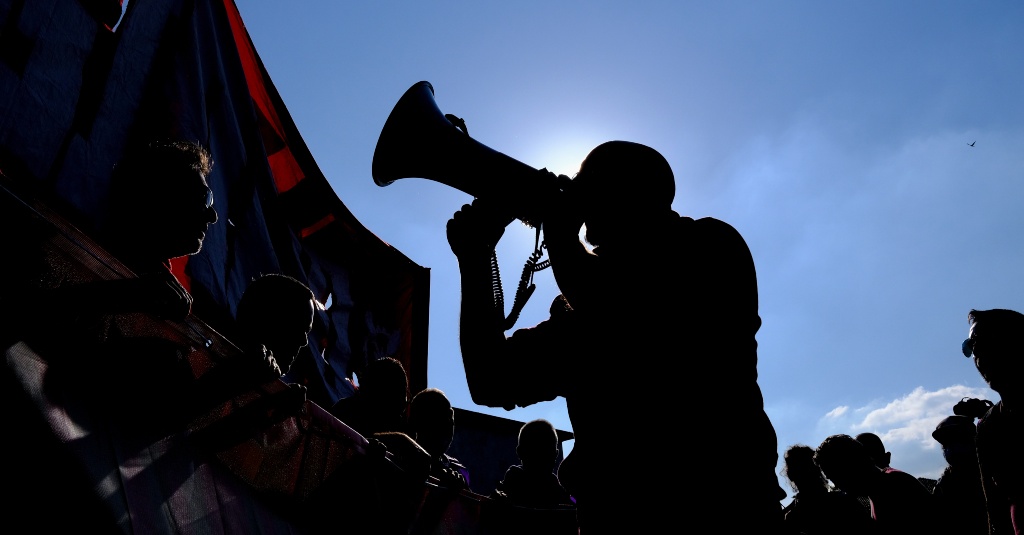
[447,199,518,409]
[448,199,572,410]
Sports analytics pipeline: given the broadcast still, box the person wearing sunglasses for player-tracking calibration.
[962,308,1024,535]
[101,138,218,318]
[44,139,218,415]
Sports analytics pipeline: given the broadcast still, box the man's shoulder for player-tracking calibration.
[675,216,755,267]
[663,213,746,244]
[499,464,525,482]
[328,394,362,421]
[882,468,931,490]
[690,216,746,240]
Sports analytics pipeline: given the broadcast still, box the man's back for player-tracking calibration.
[586,214,769,448]
[551,214,781,530]
[869,468,939,534]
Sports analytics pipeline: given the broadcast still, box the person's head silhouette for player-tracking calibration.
[932,415,978,468]
[516,419,560,474]
[409,387,455,459]
[854,432,891,470]
[105,139,217,268]
[782,444,828,495]
[235,273,315,375]
[357,356,410,427]
[814,434,878,497]
[963,308,1024,402]
[408,387,471,491]
[568,140,675,249]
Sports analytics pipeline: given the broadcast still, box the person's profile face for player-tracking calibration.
[374,382,409,416]
[264,299,314,373]
[941,442,976,466]
[967,319,1014,392]
[150,168,218,259]
[966,321,988,379]
[417,407,455,457]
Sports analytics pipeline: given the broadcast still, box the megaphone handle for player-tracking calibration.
[501,227,550,331]
[503,283,536,332]
[490,243,541,331]
[490,249,505,316]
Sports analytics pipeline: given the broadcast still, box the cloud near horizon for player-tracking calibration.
[819,384,997,479]
[824,405,848,419]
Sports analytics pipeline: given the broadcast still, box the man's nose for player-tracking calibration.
[205,204,218,224]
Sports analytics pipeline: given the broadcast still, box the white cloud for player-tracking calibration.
[818,384,998,480]
[852,385,992,444]
[824,405,848,419]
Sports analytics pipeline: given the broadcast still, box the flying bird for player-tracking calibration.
[968,141,976,147]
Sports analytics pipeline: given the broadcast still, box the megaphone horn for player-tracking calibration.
[372,81,561,227]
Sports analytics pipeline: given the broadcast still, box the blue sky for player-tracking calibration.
[235,2,1023,500]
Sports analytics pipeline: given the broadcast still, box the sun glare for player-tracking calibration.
[522,135,601,178]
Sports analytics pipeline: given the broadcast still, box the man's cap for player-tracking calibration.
[574,141,675,209]
[932,415,977,445]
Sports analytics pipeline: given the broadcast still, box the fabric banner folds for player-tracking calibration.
[0,0,455,532]
[0,0,429,408]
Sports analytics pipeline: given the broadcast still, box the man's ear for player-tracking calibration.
[883,452,891,466]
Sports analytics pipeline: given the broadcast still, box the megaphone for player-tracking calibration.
[372,81,563,228]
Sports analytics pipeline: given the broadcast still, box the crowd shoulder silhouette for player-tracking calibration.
[20,138,1020,535]
[187,273,316,432]
[408,387,471,492]
[329,356,431,481]
[781,443,874,535]
[815,433,940,534]
[491,418,575,509]
[931,410,989,535]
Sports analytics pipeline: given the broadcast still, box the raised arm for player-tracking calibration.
[446,199,517,409]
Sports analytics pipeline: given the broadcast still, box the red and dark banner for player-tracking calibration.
[0,0,433,531]
[0,0,428,405]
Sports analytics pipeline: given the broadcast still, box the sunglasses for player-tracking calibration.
[962,337,975,358]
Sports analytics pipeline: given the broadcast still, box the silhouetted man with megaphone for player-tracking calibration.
[447,140,785,533]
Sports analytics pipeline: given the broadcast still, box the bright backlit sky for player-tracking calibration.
[235,2,1023,500]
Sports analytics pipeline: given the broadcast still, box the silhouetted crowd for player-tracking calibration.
[782,391,1016,535]
[4,138,1021,535]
